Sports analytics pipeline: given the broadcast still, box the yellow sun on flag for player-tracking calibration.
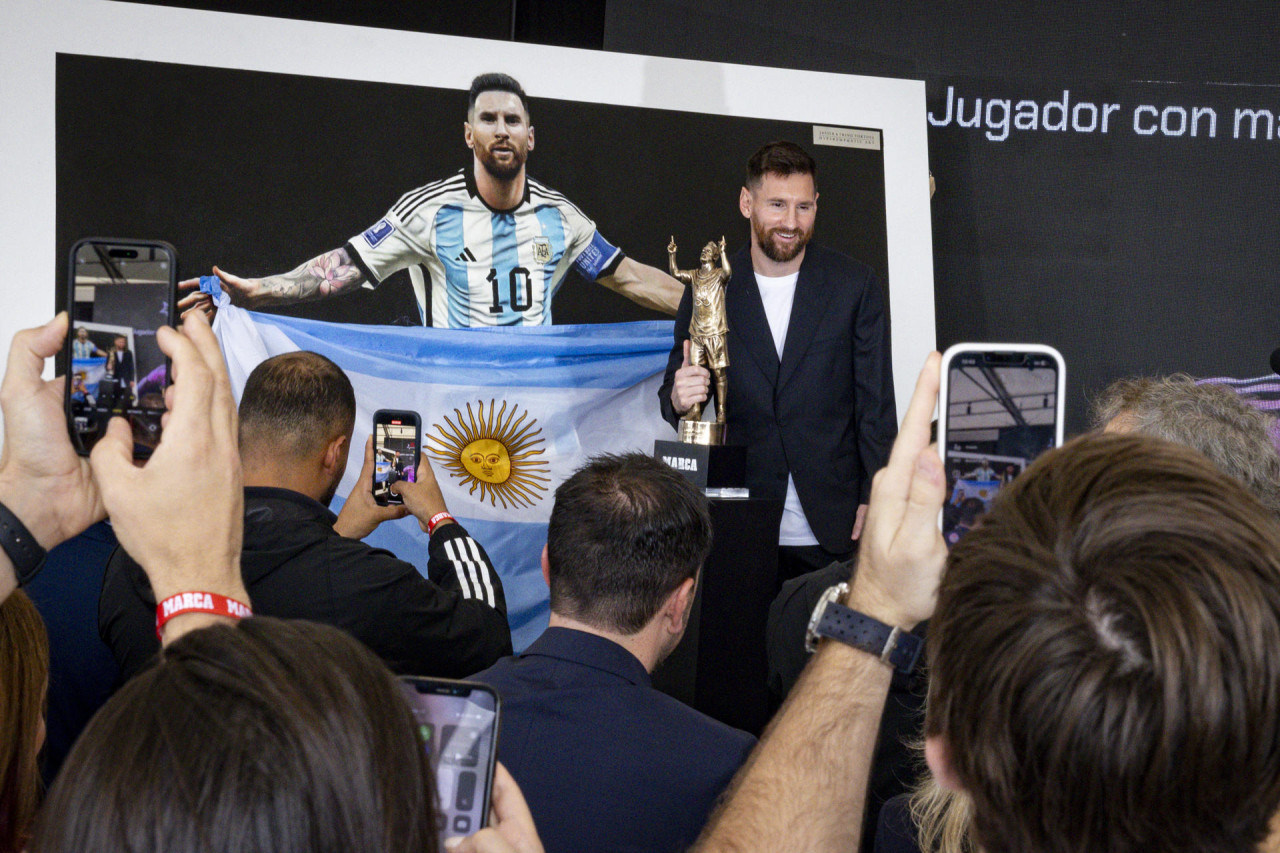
[428,399,550,508]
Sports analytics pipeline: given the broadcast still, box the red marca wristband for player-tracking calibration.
[155,592,252,638]
[427,511,454,535]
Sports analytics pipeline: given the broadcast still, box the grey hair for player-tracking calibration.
[1092,374,1280,515]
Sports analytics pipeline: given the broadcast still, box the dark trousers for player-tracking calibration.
[777,542,857,585]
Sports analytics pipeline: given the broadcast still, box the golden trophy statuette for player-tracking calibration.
[669,236,731,446]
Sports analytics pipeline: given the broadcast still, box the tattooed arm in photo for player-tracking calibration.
[177,247,367,318]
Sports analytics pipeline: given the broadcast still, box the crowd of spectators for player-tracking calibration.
[3,311,1280,853]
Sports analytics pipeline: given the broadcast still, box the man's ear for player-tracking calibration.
[925,734,965,792]
[323,434,349,476]
[738,186,753,219]
[540,544,551,589]
[527,125,535,152]
[664,576,698,634]
[464,121,475,150]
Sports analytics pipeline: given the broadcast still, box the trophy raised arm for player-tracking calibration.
[668,235,731,445]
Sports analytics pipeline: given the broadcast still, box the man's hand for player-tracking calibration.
[391,455,452,533]
[850,503,868,540]
[0,313,106,599]
[847,352,947,629]
[670,339,711,417]
[334,436,409,539]
[445,763,544,853]
[90,312,249,644]
[177,265,266,322]
[668,236,678,255]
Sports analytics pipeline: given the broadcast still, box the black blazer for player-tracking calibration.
[659,244,896,553]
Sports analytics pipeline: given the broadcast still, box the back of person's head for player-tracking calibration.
[545,452,712,634]
[468,72,529,118]
[745,140,817,189]
[0,591,48,853]
[926,432,1280,853]
[32,617,437,853]
[1093,373,1280,515]
[238,352,356,462]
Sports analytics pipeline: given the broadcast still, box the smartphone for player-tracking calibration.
[399,677,500,843]
[372,410,422,506]
[64,238,177,458]
[937,344,1065,547]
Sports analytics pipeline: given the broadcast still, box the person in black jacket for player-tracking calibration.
[659,141,896,581]
[100,350,511,682]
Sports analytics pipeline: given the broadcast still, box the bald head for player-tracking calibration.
[238,352,356,465]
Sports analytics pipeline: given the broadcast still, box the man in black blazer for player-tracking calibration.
[660,141,896,579]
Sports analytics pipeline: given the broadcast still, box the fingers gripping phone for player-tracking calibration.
[373,410,422,506]
[399,678,500,844]
[937,344,1065,547]
[64,238,178,459]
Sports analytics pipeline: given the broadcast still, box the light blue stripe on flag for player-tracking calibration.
[213,297,678,652]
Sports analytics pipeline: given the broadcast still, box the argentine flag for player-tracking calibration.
[213,298,677,650]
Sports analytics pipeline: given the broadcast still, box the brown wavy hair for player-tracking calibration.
[32,617,438,853]
[0,590,48,853]
[927,432,1280,853]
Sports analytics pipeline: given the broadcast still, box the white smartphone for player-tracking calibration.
[937,343,1065,547]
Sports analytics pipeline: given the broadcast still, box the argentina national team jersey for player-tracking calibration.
[345,169,623,327]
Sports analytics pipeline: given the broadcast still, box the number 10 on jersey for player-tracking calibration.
[487,267,533,313]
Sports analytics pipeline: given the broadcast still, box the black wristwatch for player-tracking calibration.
[0,500,47,586]
[804,582,923,674]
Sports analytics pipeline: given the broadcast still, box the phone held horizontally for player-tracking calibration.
[937,343,1065,548]
[399,677,500,844]
[373,409,422,506]
[64,238,178,459]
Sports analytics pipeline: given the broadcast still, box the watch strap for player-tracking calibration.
[814,600,923,674]
[0,500,47,586]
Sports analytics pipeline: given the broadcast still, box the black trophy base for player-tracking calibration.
[654,439,747,490]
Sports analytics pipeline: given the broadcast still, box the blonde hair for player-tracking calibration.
[910,773,974,853]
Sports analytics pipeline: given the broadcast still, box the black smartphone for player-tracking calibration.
[937,344,1065,548]
[373,409,422,506]
[64,238,177,458]
[399,677,500,844]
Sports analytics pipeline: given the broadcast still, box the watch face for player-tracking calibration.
[805,582,849,653]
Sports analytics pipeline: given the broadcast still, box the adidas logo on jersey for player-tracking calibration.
[456,247,477,263]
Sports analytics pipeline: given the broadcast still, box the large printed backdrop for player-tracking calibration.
[604,2,1280,433]
[56,53,889,328]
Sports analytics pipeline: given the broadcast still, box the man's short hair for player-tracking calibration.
[927,433,1280,853]
[468,72,530,119]
[545,453,712,634]
[1092,373,1280,515]
[745,141,817,189]
[239,352,356,460]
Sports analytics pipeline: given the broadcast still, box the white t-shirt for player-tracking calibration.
[755,271,819,547]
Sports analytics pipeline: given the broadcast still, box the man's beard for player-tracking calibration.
[753,218,813,263]
[478,145,525,182]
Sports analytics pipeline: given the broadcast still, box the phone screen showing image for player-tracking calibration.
[399,679,499,845]
[373,413,419,506]
[66,240,176,457]
[942,350,1061,547]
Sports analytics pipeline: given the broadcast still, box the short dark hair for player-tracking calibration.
[468,72,530,119]
[33,618,438,853]
[546,453,712,634]
[927,433,1280,853]
[745,141,817,189]
[239,352,356,460]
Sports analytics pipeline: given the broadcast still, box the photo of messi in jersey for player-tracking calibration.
[180,73,683,327]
